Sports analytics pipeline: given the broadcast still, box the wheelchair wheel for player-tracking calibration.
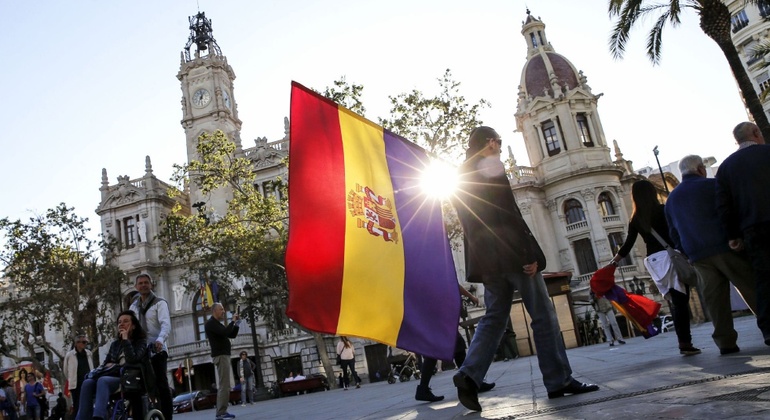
[413,371,421,380]
[387,375,396,384]
[144,408,164,420]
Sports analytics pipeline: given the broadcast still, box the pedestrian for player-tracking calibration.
[716,122,770,346]
[451,126,598,411]
[610,179,701,355]
[1,379,18,420]
[416,286,494,403]
[204,302,240,419]
[237,351,256,406]
[590,292,626,347]
[23,373,44,420]
[335,337,361,390]
[63,334,94,419]
[129,273,173,420]
[49,392,66,420]
[667,154,759,354]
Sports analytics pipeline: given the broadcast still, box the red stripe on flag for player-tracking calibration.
[285,82,346,333]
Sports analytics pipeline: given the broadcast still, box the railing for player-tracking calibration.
[602,215,621,223]
[569,264,640,290]
[565,220,588,232]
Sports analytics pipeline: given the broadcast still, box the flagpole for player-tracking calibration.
[186,356,194,411]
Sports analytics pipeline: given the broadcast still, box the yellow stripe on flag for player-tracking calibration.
[337,108,405,345]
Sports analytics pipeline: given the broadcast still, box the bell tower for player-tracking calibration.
[177,12,243,205]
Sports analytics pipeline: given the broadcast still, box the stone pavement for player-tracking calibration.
[174,315,769,420]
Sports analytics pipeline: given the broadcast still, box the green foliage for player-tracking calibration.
[319,76,367,116]
[158,130,288,317]
[379,69,489,163]
[0,203,127,380]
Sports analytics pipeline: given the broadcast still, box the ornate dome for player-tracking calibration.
[522,52,580,98]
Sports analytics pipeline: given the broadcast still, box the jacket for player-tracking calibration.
[101,337,157,397]
[63,348,94,390]
[129,292,171,354]
[452,155,545,282]
[204,316,239,357]
[716,143,770,237]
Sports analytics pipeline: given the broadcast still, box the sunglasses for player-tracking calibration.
[488,138,502,145]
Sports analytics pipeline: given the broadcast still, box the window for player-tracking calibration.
[576,113,594,147]
[608,232,633,266]
[758,71,770,98]
[32,319,44,337]
[564,199,586,224]
[530,32,538,48]
[732,9,749,33]
[761,2,770,19]
[537,31,544,46]
[573,238,598,274]
[744,40,761,66]
[124,216,137,248]
[598,193,616,217]
[542,120,561,156]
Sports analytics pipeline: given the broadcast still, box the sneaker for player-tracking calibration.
[720,346,740,355]
[679,346,702,356]
[618,340,626,344]
[609,342,614,347]
[241,404,246,407]
[222,413,236,419]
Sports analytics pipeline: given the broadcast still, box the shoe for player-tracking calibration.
[720,346,740,355]
[609,342,614,347]
[478,381,495,393]
[765,336,770,346]
[679,346,702,356]
[618,340,626,344]
[453,372,481,411]
[240,404,245,407]
[223,414,236,419]
[415,385,445,402]
[547,379,600,399]
[356,382,361,389]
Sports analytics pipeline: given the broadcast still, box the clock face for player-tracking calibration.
[192,88,211,108]
[223,90,232,110]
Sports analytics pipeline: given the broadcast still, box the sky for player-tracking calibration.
[0,0,750,241]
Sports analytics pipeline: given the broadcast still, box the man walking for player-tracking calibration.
[205,302,240,419]
[450,126,598,411]
[237,351,256,406]
[63,334,94,418]
[129,273,173,420]
[716,122,770,345]
[667,154,758,354]
[591,293,626,347]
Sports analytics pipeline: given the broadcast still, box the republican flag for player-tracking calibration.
[174,364,184,384]
[285,82,460,360]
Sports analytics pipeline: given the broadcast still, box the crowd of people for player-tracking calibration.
[2,121,768,417]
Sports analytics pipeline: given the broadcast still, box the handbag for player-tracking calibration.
[650,229,698,287]
[121,366,144,392]
[335,353,342,366]
[86,364,121,380]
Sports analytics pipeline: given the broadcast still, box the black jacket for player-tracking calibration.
[452,155,545,282]
[101,337,157,397]
[205,316,239,357]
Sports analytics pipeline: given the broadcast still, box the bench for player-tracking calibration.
[278,375,328,397]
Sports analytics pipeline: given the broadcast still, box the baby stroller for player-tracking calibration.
[386,347,421,384]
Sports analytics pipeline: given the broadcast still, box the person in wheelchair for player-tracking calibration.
[76,310,156,420]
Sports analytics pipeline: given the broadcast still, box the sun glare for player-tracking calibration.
[420,159,458,200]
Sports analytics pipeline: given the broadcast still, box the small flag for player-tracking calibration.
[285,82,460,360]
[43,370,54,393]
[174,364,184,384]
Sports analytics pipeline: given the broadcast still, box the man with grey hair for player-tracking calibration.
[716,122,770,346]
[205,302,240,419]
[62,334,93,417]
[666,154,758,354]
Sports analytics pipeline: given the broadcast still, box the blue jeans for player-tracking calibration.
[25,405,40,420]
[459,271,573,392]
[240,375,254,403]
[75,376,120,420]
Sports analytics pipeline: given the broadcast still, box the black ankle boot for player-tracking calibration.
[415,384,445,402]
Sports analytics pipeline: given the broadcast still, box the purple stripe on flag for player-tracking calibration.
[383,130,460,360]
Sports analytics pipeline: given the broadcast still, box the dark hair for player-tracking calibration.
[135,273,153,285]
[116,310,147,341]
[466,126,500,158]
[630,180,660,233]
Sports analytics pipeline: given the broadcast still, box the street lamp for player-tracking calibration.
[242,282,270,401]
[652,146,670,194]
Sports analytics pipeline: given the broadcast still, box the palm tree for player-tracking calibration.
[608,0,770,141]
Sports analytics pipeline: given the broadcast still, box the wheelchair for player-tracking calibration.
[108,366,164,420]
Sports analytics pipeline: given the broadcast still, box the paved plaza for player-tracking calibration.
[174,315,769,419]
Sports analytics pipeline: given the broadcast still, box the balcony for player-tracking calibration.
[565,220,588,232]
[602,215,621,223]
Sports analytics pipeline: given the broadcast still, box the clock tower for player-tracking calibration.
[177,12,243,206]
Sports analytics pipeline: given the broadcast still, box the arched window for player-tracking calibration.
[192,289,234,341]
[564,199,586,224]
[598,192,616,217]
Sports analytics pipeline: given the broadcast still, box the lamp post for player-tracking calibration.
[242,282,270,401]
[653,146,670,194]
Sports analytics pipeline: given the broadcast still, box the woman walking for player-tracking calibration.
[610,180,701,355]
[336,337,361,389]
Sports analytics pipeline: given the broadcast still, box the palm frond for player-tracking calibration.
[609,0,645,59]
[647,11,671,64]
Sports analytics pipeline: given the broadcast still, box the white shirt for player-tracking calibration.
[130,293,171,353]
